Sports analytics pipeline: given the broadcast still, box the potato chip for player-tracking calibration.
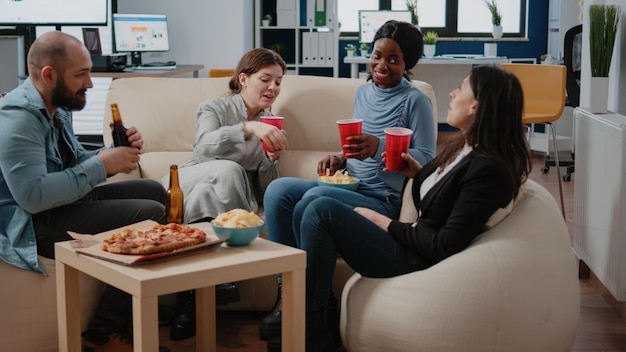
[212,209,262,228]
[318,170,358,184]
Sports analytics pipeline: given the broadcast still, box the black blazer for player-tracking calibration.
[388,152,513,269]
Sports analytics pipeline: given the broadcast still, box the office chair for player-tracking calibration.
[501,63,567,218]
[208,68,235,78]
[543,24,582,182]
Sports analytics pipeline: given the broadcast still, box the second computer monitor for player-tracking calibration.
[358,10,412,45]
[113,13,170,66]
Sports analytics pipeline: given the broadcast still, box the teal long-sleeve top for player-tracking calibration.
[349,78,437,197]
[0,79,106,274]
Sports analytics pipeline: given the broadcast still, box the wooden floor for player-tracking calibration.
[158,151,626,352]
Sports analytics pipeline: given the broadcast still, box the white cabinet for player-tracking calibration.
[254,0,339,77]
[573,108,626,302]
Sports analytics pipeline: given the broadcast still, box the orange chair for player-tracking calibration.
[208,68,235,78]
[501,63,567,218]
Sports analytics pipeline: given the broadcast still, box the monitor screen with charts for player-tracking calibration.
[358,10,412,44]
[113,13,170,65]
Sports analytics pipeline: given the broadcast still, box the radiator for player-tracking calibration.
[573,108,626,301]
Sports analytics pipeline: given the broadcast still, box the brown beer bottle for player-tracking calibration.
[167,164,184,224]
[111,103,131,147]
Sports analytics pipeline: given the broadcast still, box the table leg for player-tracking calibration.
[132,295,159,352]
[350,63,358,79]
[196,286,216,352]
[56,262,81,352]
[281,268,306,352]
[193,70,199,78]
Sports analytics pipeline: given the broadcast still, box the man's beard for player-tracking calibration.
[51,77,87,111]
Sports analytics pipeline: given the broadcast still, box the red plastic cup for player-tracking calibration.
[385,127,413,171]
[260,116,284,152]
[337,119,363,157]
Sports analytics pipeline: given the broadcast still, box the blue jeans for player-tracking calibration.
[264,177,414,311]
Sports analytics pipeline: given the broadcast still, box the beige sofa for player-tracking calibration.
[0,75,437,351]
[101,75,438,311]
[340,179,580,351]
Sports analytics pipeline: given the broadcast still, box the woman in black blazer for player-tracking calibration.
[299,65,533,351]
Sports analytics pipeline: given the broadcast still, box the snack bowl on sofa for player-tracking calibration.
[317,177,360,191]
[211,221,265,246]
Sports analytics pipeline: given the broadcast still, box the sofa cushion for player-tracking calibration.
[0,257,104,352]
[104,77,232,152]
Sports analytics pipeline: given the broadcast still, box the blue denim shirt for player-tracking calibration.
[0,79,106,274]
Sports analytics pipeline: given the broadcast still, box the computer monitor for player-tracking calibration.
[113,13,170,66]
[358,10,412,45]
[0,0,107,26]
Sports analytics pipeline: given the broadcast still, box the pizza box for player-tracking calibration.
[67,220,226,265]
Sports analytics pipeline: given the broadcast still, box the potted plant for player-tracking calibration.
[589,4,620,113]
[405,0,419,26]
[344,44,357,57]
[269,43,284,57]
[423,31,438,58]
[359,43,369,57]
[262,14,272,27]
[483,0,503,38]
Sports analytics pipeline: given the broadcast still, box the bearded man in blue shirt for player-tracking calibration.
[0,31,167,351]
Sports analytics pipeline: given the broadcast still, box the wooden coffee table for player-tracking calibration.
[54,238,306,352]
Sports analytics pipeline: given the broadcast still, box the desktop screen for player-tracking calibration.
[0,0,107,26]
[358,10,412,44]
[113,14,170,53]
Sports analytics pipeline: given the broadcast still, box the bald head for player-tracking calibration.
[27,31,89,81]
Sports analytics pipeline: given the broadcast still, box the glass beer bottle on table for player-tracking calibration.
[167,164,184,224]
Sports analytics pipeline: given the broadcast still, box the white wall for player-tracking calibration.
[580,0,626,115]
[117,0,254,78]
[0,36,24,93]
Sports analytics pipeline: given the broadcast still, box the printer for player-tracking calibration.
[91,53,128,72]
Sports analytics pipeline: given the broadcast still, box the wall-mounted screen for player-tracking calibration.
[0,0,108,26]
[358,10,412,44]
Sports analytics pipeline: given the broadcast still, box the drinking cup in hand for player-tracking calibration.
[384,127,413,171]
[337,119,363,157]
[260,116,284,152]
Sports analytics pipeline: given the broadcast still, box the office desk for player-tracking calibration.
[344,56,509,123]
[91,64,204,78]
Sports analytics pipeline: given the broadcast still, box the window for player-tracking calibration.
[339,0,526,38]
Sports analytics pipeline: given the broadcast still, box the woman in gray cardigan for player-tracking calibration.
[163,48,288,224]
[162,48,288,340]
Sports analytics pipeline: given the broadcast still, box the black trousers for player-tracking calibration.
[32,179,167,342]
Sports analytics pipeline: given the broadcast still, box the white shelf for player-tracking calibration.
[254,0,339,77]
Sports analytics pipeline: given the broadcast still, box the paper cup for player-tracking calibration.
[337,119,363,157]
[384,127,413,171]
[260,116,284,152]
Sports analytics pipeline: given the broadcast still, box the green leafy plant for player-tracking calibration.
[359,43,369,51]
[423,31,438,45]
[589,4,620,77]
[483,0,502,26]
[405,0,419,26]
[344,44,357,51]
[269,43,284,57]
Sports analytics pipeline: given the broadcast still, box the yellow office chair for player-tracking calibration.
[501,63,567,218]
[208,68,235,78]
